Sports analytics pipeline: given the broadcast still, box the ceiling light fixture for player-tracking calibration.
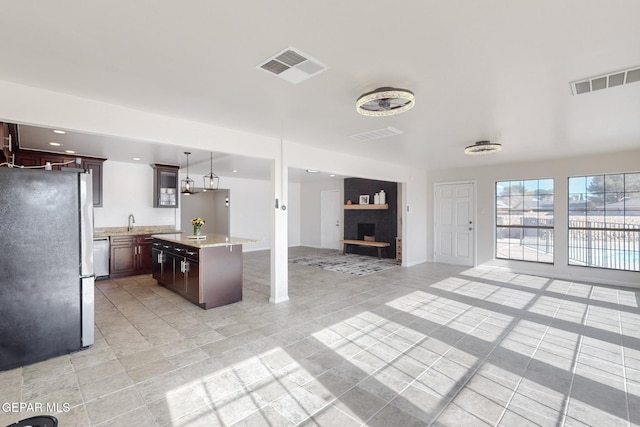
[356,87,415,117]
[203,152,219,192]
[65,150,76,154]
[53,130,66,135]
[306,169,319,173]
[49,142,61,146]
[181,152,198,195]
[132,157,141,161]
[464,140,502,155]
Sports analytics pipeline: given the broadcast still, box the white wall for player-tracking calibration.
[94,160,177,228]
[287,182,301,247]
[427,148,640,288]
[299,178,344,248]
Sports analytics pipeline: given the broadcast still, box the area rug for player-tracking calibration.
[289,252,400,276]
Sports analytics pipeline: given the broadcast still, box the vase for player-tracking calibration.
[193,226,201,236]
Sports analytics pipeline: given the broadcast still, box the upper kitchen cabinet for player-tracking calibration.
[83,159,104,207]
[151,164,179,208]
[0,123,17,164]
[13,149,105,207]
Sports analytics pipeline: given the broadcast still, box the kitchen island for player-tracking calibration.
[151,233,256,309]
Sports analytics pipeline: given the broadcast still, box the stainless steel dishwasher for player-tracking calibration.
[93,237,110,279]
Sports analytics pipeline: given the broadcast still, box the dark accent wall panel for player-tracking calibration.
[344,178,398,258]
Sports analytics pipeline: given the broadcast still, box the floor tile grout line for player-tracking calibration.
[616,289,632,427]
[557,283,593,427]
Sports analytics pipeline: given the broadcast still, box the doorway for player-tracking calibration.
[434,182,475,266]
[321,189,341,249]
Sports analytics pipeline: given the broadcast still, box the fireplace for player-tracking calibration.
[357,223,375,241]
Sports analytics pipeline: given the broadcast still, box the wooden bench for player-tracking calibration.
[341,239,390,259]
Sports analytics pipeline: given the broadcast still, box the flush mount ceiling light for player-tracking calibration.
[356,87,415,117]
[203,152,219,192]
[181,152,198,195]
[464,140,502,155]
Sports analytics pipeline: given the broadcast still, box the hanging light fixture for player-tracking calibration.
[203,152,219,191]
[181,152,198,195]
[464,140,502,155]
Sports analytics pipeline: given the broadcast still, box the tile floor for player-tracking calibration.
[1,247,639,426]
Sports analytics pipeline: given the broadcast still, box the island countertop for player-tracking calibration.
[151,233,257,249]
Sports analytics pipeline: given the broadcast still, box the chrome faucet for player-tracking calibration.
[128,214,136,232]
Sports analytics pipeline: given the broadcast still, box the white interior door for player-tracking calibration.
[434,182,475,266]
[321,189,341,249]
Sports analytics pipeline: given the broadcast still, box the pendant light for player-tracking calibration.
[181,152,198,195]
[203,152,219,191]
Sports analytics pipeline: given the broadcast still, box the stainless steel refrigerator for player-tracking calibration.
[0,167,94,372]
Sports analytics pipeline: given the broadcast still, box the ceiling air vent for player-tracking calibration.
[349,127,403,142]
[570,66,640,95]
[257,47,328,84]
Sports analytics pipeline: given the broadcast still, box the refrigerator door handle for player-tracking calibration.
[80,275,95,347]
[79,172,94,277]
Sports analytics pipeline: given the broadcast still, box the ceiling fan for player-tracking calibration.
[356,87,415,117]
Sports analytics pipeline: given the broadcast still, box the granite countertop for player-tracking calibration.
[94,226,178,238]
[151,233,257,249]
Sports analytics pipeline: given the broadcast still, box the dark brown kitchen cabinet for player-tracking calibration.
[137,236,153,273]
[152,238,241,309]
[12,149,104,207]
[152,240,174,284]
[13,152,40,168]
[185,253,200,301]
[110,236,136,277]
[83,159,104,207]
[1,122,15,164]
[151,164,179,208]
[110,234,153,278]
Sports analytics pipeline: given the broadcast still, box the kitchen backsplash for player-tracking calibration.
[94,225,177,237]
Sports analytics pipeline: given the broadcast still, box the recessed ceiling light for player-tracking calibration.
[53,130,66,135]
[306,169,319,173]
[329,174,336,177]
[65,150,76,154]
[49,142,62,147]
[132,157,141,161]
[232,169,238,173]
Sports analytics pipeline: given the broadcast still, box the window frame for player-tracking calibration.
[495,178,555,264]
[567,172,640,272]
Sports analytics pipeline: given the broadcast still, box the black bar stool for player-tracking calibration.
[6,416,58,427]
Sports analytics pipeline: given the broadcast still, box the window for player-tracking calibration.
[496,179,554,263]
[568,173,640,271]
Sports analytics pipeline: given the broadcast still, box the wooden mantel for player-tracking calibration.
[343,203,389,210]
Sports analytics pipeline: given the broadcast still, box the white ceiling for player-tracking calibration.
[1,1,640,179]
